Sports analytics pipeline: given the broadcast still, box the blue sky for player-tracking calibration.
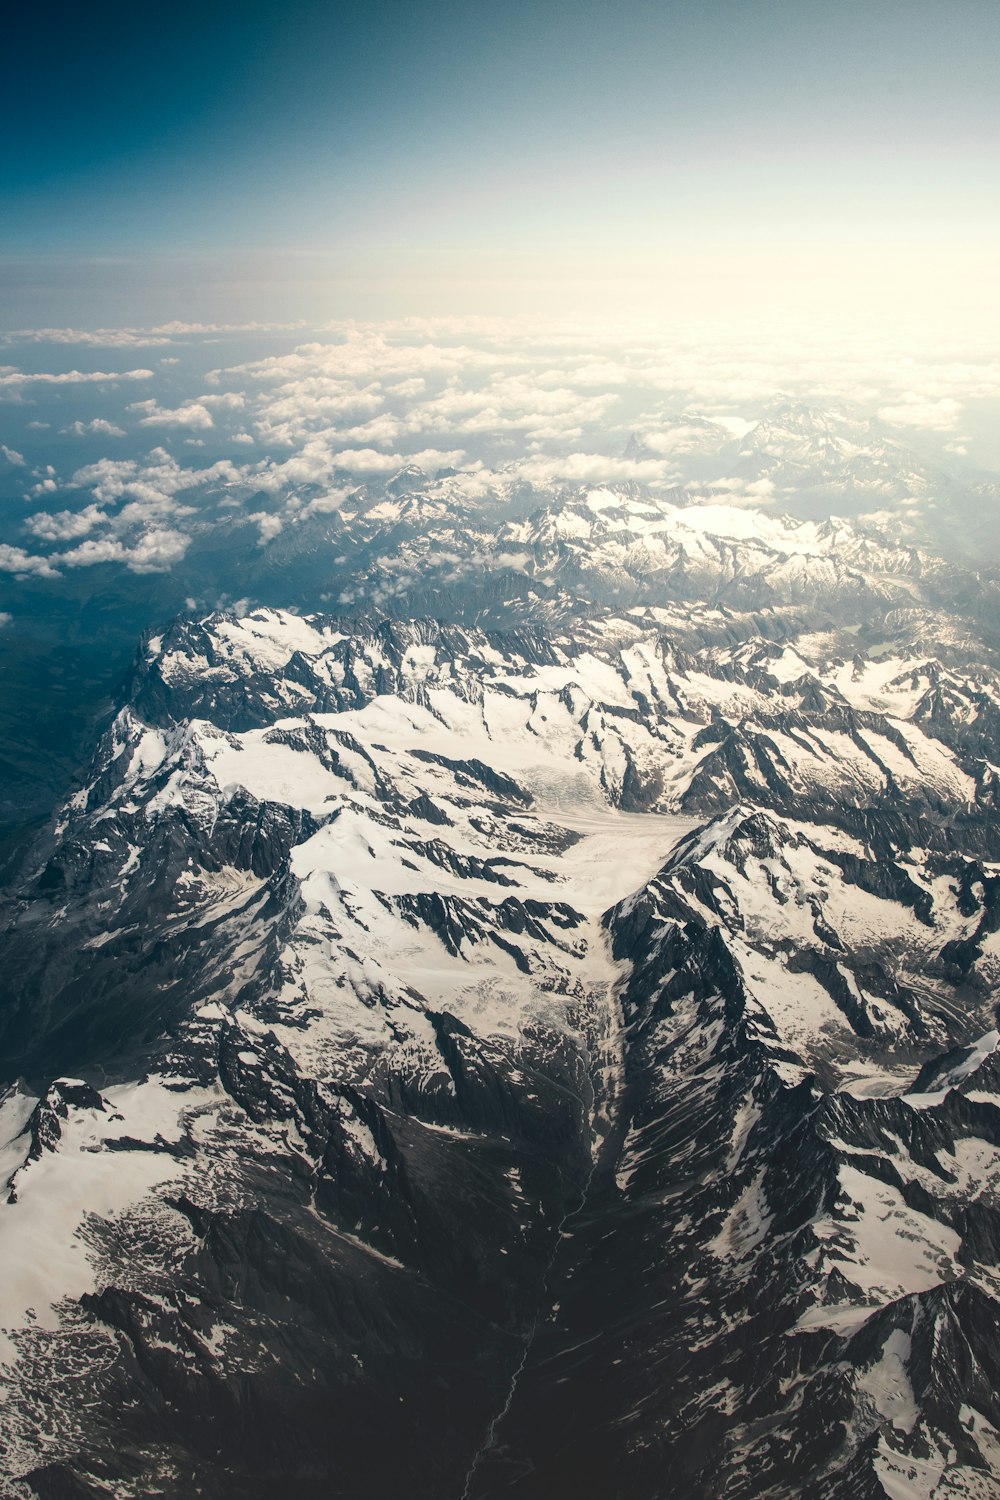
[3,0,999,325]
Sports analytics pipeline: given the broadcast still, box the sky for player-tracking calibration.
[3,0,999,330]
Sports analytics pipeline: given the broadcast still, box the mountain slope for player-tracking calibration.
[1,500,1000,1498]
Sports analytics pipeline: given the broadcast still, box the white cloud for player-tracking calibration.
[6,314,1000,591]
[327,447,466,474]
[124,528,192,571]
[0,368,154,387]
[638,424,727,456]
[147,320,305,336]
[27,504,107,541]
[701,476,777,505]
[1,445,25,466]
[71,451,242,505]
[515,452,679,485]
[247,512,284,545]
[129,399,216,430]
[331,415,406,447]
[299,488,353,517]
[3,327,174,348]
[5,320,305,346]
[212,332,513,389]
[0,544,59,578]
[403,374,617,438]
[58,527,191,573]
[56,538,128,567]
[876,395,964,430]
[199,391,246,411]
[62,418,126,437]
[115,495,195,527]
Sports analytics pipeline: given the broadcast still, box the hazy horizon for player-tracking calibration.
[4,0,999,336]
[4,0,1000,823]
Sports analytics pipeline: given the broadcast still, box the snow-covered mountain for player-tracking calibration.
[2,497,1000,1498]
[630,400,1000,565]
[308,481,1000,641]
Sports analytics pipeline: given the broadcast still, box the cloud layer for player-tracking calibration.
[1,316,999,581]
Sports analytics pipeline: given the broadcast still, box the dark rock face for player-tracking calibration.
[3,497,1000,1498]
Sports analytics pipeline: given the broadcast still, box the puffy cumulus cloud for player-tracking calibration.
[403,375,618,439]
[58,527,191,573]
[0,612,11,627]
[876,396,964,430]
[0,368,154,387]
[0,544,60,578]
[121,527,193,571]
[188,322,1000,479]
[129,399,216,430]
[115,496,196,527]
[71,450,243,506]
[211,332,514,390]
[199,391,246,412]
[324,414,405,448]
[27,504,107,542]
[325,447,466,475]
[247,512,284,545]
[298,488,353,518]
[1,445,25,466]
[249,436,347,493]
[26,477,197,581]
[62,418,126,437]
[69,455,153,503]
[515,452,680,486]
[9,449,234,576]
[249,384,385,447]
[55,537,133,568]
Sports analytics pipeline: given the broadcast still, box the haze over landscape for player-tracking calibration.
[3,4,1000,1499]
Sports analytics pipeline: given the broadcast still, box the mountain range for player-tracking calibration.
[1,474,1000,1498]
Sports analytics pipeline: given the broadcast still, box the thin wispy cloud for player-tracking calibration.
[0,367,154,387]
